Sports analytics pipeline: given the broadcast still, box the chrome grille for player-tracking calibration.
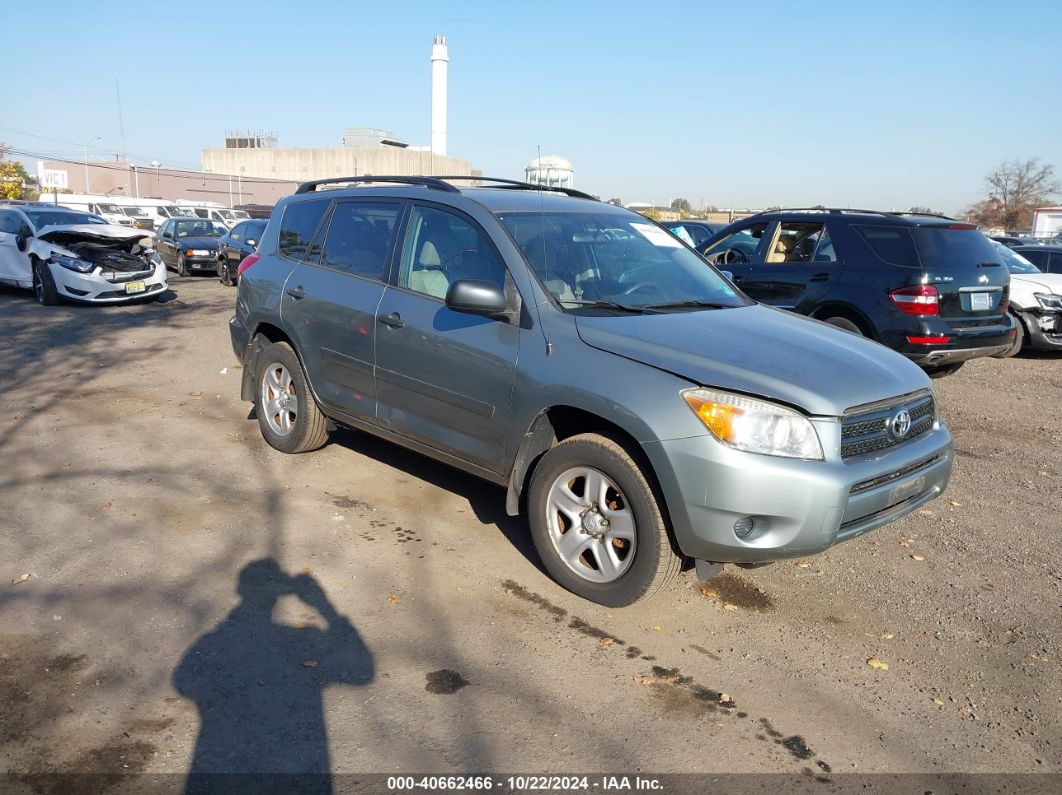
[841,391,935,460]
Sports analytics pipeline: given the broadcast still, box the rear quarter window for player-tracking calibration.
[853,225,919,267]
[278,200,330,260]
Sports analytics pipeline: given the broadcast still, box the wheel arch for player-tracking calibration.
[811,301,877,338]
[240,322,300,401]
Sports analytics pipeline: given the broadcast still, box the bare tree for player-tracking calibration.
[968,158,1059,230]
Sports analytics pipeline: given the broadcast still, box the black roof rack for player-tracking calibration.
[294,175,460,194]
[745,207,957,221]
[432,175,599,202]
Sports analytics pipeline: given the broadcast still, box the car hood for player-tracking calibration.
[37,224,150,246]
[574,304,930,416]
[174,237,221,249]
[1011,272,1062,296]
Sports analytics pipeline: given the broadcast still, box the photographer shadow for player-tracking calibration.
[174,559,374,787]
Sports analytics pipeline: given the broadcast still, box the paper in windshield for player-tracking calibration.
[631,223,682,248]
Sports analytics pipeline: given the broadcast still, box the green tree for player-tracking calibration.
[0,143,33,200]
[670,197,692,215]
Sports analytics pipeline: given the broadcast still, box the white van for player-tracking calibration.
[47,194,134,227]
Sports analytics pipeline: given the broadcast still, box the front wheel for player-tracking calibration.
[253,341,329,454]
[217,256,233,286]
[32,258,59,306]
[176,253,189,277]
[528,434,681,607]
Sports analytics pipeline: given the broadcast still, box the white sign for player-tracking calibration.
[630,222,682,248]
[37,166,69,189]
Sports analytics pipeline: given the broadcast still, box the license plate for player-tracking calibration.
[970,292,992,311]
[125,281,147,294]
[888,475,926,506]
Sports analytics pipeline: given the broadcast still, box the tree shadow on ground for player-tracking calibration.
[174,559,374,791]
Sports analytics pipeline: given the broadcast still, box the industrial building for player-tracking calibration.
[201,35,475,185]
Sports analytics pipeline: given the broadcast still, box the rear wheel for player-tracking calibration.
[822,316,863,335]
[924,362,964,379]
[31,258,59,306]
[253,341,329,454]
[528,433,680,607]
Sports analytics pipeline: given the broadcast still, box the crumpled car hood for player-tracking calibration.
[574,304,931,416]
[37,224,150,246]
[1011,272,1062,296]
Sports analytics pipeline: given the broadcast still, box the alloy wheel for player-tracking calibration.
[260,362,299,436]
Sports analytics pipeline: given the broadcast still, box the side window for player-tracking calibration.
[813,228,837,262]
[1050,252,1062,274]
[398,205,508,300]
[246,222,266,244]
[1022,249,1048,268]
[0,210,21,234]
[278,200,330,260]
[319,201,401,280]
[765,222,834,264]
[229,223,244,242]
[700,222,768,265]
[854,225,919,267]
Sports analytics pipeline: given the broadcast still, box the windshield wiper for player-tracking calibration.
[560,299,654,314]
[642,299,736,311]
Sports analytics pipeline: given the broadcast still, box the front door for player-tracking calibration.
[281,199,404,424]
[742,220,843,312]
[155,221,177,268]
[374,203,520,473]
[0,210,31,284]
[698,222,770,286]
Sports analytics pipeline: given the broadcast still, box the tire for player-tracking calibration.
[822,316,862,335]
[527,433,681,607]
[31,258,59,306]
[218,256,232,286]
[176,252,189,277]
[994,314,1024,358]
[924,362,964,379]
[253,341,329,454]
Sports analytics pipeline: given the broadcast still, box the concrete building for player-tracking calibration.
[35,159,297,206]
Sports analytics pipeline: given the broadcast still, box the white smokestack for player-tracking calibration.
[431,34,448,157]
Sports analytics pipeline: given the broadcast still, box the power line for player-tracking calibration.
[0,125,203,170]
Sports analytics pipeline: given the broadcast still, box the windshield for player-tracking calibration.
[991,241,1041,273]
[498,210,747,311]
[174,220,222,238]
[217,210,235,220]
[25,210,107,229]
[231,210,250,219]
[156,206,180,218]
[171,207,199,217]
[96,203,121,214]
[120,207,148,217]
[910,227,1001,271]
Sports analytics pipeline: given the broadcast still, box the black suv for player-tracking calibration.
[697,209,1015,377]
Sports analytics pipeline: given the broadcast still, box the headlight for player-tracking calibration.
[185,249,211,256]
[1034,293,1062,311]
[48,253,95,274]
[682,388,824,460]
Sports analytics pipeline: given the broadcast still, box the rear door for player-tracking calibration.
[281,198,404,425]
[374,202,521,472]
[741,220,843,311]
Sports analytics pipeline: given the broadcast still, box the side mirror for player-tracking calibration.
[245,238,257,247]
[445,280,507,316]
[16,233,30,253]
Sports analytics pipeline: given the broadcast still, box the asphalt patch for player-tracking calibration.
[425,669,469,695]
[701,572,774,611]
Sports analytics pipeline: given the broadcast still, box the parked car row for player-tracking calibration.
[154,218,267,286]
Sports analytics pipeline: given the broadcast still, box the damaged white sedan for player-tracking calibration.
[0,204,167,305]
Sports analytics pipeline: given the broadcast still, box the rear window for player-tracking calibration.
[278,200,329,260]
[853,225,919,267]
[910,227,1000,271]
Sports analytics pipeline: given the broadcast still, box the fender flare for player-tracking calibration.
[504,412,557,516]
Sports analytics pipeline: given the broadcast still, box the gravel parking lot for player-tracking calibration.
[1,279,1060,782]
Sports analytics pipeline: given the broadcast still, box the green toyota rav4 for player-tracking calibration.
[230,176,953,606]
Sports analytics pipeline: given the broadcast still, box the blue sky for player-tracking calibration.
[4,0,1060,213]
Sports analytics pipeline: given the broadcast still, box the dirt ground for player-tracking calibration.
[1,278,1059,786]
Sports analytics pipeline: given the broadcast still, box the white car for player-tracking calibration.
[0,204,167,305]
[991,241,1062,355]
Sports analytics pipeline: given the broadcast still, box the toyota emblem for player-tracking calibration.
[890,409,912,439]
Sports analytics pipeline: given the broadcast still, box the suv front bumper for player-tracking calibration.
[645,422,953,564]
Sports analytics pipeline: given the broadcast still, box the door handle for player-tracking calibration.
[732,275,744,283]
[286,286,305,300]
[379,312,404,329]
[809,272,831,282]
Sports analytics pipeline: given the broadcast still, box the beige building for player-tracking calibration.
[200,145,474,184]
